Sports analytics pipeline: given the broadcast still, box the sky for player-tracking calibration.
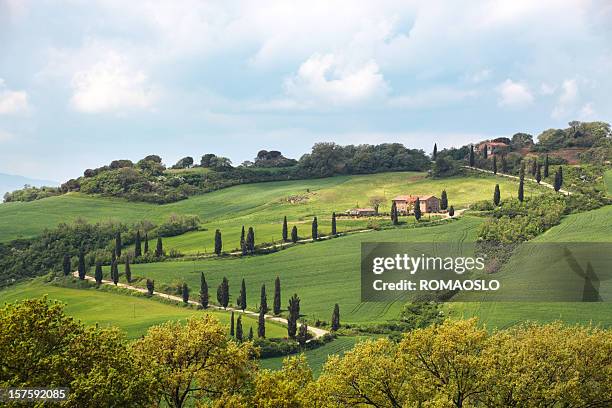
[0,0,611,182]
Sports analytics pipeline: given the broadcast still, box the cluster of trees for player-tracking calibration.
[2,185,61,202]
[3,300,609,408]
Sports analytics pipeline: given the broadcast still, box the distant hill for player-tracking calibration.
[0,173,58,200]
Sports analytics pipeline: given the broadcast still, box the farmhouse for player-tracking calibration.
[346,208,377,217]
[392,195,440,214]
[475,141,509,157]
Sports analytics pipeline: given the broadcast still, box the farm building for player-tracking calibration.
[346,208,377,216]
[392,195,440,214]
[475,141,509,156]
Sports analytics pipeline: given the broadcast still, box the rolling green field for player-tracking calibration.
[0,279,286,339]
[104,216,484,324]
[534,205,612,242]
[0,172,540,253]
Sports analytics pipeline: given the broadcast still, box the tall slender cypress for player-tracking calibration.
[78,250,86,280]
[214,230,222,255]
[230,311,235,336]
[501,155,508,173]
[238,278,247,311]
[94,261,103,285]
[63,254,71,276]
[182,283,189,304]
[311,217,318,240]
[287,293,300,339]
[520,161,526,178]
[531,159,537,177]
[260,284,268,313]
[544,155,549,178]
[297,322,308,346]
[492,155,497,174]
[536,165,542,184]
[331,212,337,236]
[331,303,340,331]
[111,257,118,285]
[291,226,298,243]
[240,226,245,249]
[433,143,437,160]
[248,327,253,341]
[247,227,255,254]
[440,190,448,210]
[144,233,149,254]
[134,231,142,258]
[282,217,288,242]
[200,272,209,309]
[273,276,281,315]
[155,237,163,257]
[115,232,122,258]
[414,198,422,221]
[518,176,524,202]
[236,315,243,342]
[391,201,399,225]
[219,277,229,308]
[493,184,501,206]
[469,145,475,167]
[483,144,488,159]
[258,308,266,338]
[125,256,132,283]
[554,167,563,192]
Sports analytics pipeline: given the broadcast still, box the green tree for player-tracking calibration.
[433,143,437,160]
[240,225,245,250]
[78,249,86,280]
[448,205,455,217]
[246,227,255,254]
[230,311,235,336]
[132,315,256,408]
[63,254,71,276]
[483,144,488,159]
[125,256,132,283]
[544,154,550,177]
[214,229,222,256]
[440,190,448,210]
[493,184,501,206]
[200,272,208,309]
[155,237,163,257]
[236,315,243,342]
[273,276,281,315]
[531,159,537,176]
[258,308,266,338]
[331,303,340,331]
[536,164,542,184]
[260,284,268,313]
[554,166,563,191]
[146,279,154,295]
[111,257,119,285]
[144,233,149,254]
[134,231,142,257]
[115,231,122,258]
[331,212,337,235]
[297,322,309,346]
[291,226,298,243]
[501,154,508,173]
[238,278,247,311]
[287,293,300,339]
[282,216,288,242]
[492,155,497,174]
[248,326,253,341]
[95,261,103,284]
[414,198,422,221]
[311,217,318,240]
[217,277,229,308]
[182,283,189,304]
[391,201,399,225]
[469,145,475,166]
[518,176,524,202]
[520,161,526,178]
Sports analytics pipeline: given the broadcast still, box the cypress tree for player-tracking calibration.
[544,155,549,178]
[297,322,308,346]
[248,327,253,341]
[144,233,149,254]
[291,226,298,243]
[260,284,268,313]
[236,315,243,342]
[200,272,209,309]
[219,277,229,308]
[238,278,247,311]
[448,206,455,217]
[440,190,448,210]
[115,231,122,258]
[78,249,86,280]
[554,167,563,192]
[331,303,340,331]
[94,261,103,285]
[483,144,488,159]
[240,225,245,249]
[258,308,266,338]
[501,155,508,173]
[518,176,524,202]
[414,198,422,221]
[146,279,154,295]
[182,283,189,304]
[125,256,132,283]
[520,161,526,179]
[531,159,537,177]
[433,143,437,160]
[282,217,288,242]
[214,230,222,256]
[536,165,542,184]
[134,231,142,258]
[331,212,337,236]
[311,217,318,240]
[287,293,300,339]
[492,155,497,174]
[469,145,475,167]
[155,237,163,257]
[111,257,118,285]
[247,227,255,254]
[63,254,71,276]
[391,201,399,225]
[273,276,281,315]
[230,311,235,336]
[493,184,501,206]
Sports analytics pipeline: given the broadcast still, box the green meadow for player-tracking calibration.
[0,279,286,339]
[0,172,541,252]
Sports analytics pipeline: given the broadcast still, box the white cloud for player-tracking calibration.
[539,83,556,95]
[0,79,30,114]
[552,79,580,118]
[579,102,595,119]
[70,51,157,113]
[496,79,534,108]
[282,53,388,107]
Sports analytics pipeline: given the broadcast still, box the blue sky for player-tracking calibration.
[0,0,611,181]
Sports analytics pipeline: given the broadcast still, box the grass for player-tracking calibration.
[105,217,484,325]
[260,336,368,377]
[0,279,287,339]
[0,172,541,250]
[604,168,612,197]
[534,205,612,242]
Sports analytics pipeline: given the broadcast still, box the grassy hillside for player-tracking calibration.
[534,205,612,242]
[604,168,612,196]
[0,279,286,339]
[104,217,484,324]
[0,172,540,253]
